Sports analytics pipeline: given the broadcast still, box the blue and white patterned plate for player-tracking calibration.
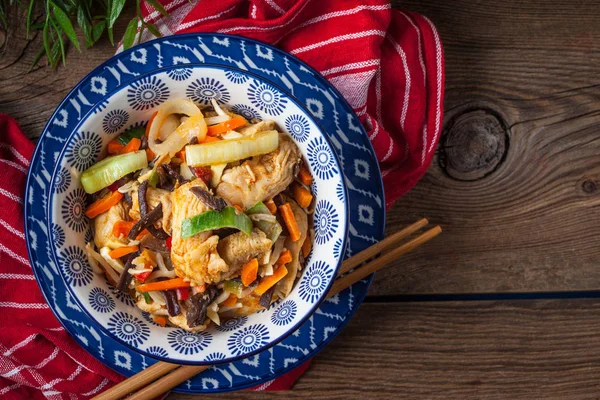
[50,64,348,364]
[24,34,385,392]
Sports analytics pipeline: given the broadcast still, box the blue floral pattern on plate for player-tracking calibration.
[168,330,212,355]
[65,131,102,171]
[314,200,339,245]
[227,325,270,357]
[216,316,248,332]
[107,312,150,346]
[61,189,87,233]
[24,34,384,394]
[186,77,230,104]
[58,246,93,287]
[299,261,334,303]
[271,300,297,326]
[248,81,287,116]
[102,109,129,134]
[285,114,310,143]
[127,76,170,110]
[88,288,116,313]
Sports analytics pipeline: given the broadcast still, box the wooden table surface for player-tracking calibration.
[2,0,600,398]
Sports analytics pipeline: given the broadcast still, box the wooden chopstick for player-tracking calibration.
[93,220,441,400]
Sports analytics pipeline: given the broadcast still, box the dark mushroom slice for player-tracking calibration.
[162,290,181,317]
[128,202,164,240]
[186,285,220,328]
[117,251,140,292]
[139,234,169,254]
[189,186,227,211]
[140,134,148,150]
[135,180,170,240]
[156,166,174,191]
[122,192,132,207]
[162,164,188,185]
[189,136,199,145]
[259,285,276,308]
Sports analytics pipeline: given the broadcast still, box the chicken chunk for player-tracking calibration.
[216,133,301,209]
[275,198,308,299]
[217,228,272,279]
[129,185,172,233]
[170,180,228,286]
[94,201,128,249]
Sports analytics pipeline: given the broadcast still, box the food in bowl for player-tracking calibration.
[81,98,314,332]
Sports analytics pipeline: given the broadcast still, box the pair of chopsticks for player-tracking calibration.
[94,218,441,400]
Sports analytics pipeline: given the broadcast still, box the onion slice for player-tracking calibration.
[147,100,207,157]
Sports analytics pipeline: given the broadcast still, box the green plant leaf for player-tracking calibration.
[50,39,61,69]
[107,0,125,28]
[77,6,93,47]
[26,0,34,39]
[51,2,81,51]
[145,0,168,17]
[42,17,52,62]
[49,18,66,66]
[92,20,106,43]
[146,22,161,38]
[30,46,46,71]
[122,17,137,50]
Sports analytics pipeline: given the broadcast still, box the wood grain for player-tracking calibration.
[169,301,600,399]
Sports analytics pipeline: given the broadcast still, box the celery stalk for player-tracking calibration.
[81,150,148,194]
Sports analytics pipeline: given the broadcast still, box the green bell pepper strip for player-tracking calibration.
[247,202,282,242]
[81,150,148,194]
[223,279,243,295]
[181,206,253,238]
[142,292,152,304]
[116,126,146,145]
[247,201,271,215]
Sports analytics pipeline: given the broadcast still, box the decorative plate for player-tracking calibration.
[50,64,348,364]
[25,33,384,392]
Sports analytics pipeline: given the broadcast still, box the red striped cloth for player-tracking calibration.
[0,1,444,398]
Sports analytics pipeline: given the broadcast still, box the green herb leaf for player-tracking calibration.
[51,2,80,51]
[146,22,161,38]
[26,0,34,39]
[145,0,168,17]
[50,18,66,66]
[29,46,46,71]
[107,0,125,28]
[92,20,106,43]
[77,6,93,48]
[116,126,145,145]
[122,17,137,50]
[42,17,52,64]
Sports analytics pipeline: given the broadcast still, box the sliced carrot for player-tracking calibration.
[118,137,141,154]
[176,148,186,161]
[241,258,258,286]
[108,139,124,155]
[196,284,206,293]
[112,220,148,240]
[301,236,312,259]
[202,136,220,143]
[254,265,288,296]
[265,199,277,214]
[233,204,244,212]
[85,191,123,219]
[145,148,155,162]
[292,183,313,209]
[136,277,190,293]
[145,111,158,137]
[221,294,238,307]
[279,203,301,242]
[108,245,139,259]
[152,315,168,327]
[275,250,292,267]
[207,115,247,136]
[298,164,313,186]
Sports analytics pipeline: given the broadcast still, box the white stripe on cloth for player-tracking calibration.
[0,383,20,396]
[369,116,380,140]
[292,4,390,33]
[2,348,60,377]
[177,4,237,31]
[0,159,27,174]
[81,378,110,396]
[0,273,34,280]
[423,16,443,154]
[0,218,25,239]
[0,143,29,166]
[290,30,386,55]
[251,4,257,19]
[40,365,83,390]
[3,334,37,356]
[264,0,285,15]
[0,188,23,204]
[320,59,379,76]
[143,0,187,23]
[219,0,312,33]
[253,379,275,391]
[0,302,48,309]
[385,36,411,131]
[0,243,30,266]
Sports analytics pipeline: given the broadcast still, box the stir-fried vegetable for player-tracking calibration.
[108,245,139,259]
[292,183,313,208]
[247,202,282,242]
[153,315,168,326]
[265,199,277,214]
[186,130,279,166]
[254,265,288,295]
[186,286,219,328]
[298,164,313,185]
[81,150,148,194]
[84,191,123,219]
[181,206,253,238]
[210,163,227,187]
[118,137,141,154]
[142,292,152,304]
[116,126,145,146]
[275,250,292,267]
[302,236,312,258]
[241,259,258,286]
[279,203,302,242]
[147,99,206,157]
[221,294,238,307]
[207,115,247,136]
[223,279,243,295]
[247,202,271,215]
[136,277,190,293]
